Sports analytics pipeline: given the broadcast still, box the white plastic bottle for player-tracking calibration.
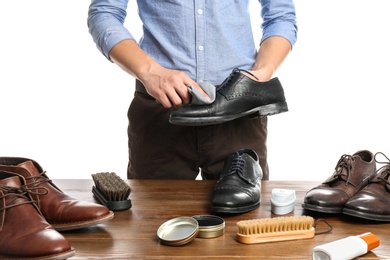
[270,188,296,215]
[312,232,380,260]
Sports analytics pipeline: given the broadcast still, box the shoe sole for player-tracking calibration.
[301,203,343,214]
[0,248,75,260]
[170,102,288,126]
[51,211,115,231]
[343,208,390,222]
[47,248,76,260]
[212,201,260,214]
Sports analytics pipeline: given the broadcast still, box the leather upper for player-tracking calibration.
[211,149,262,213]
[169,68,288,125]
[0,157,114,231]
[0,172,74,258]
[343,159,390,220]
[303,150,377,213]
[172,70,285,118]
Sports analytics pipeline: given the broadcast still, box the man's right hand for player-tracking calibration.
[109,39,209,109]
[140,67,210,109]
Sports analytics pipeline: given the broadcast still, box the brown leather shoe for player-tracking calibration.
[302,150,376,213]
[0,171,75,259]
[0,157,114,231]
[343,152,390,221]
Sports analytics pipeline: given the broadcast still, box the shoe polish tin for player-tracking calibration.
[270,188,296,215]
[192,215,225,238]
[157,217,199,246]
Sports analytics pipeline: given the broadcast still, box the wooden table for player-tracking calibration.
[57,179,390,259]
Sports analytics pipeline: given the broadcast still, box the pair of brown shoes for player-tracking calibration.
[0,157,114,259]
[302,150,390,221]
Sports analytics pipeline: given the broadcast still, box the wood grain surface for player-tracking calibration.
[55,179,389,259]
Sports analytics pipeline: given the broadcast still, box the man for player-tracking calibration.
[88,1,297,180]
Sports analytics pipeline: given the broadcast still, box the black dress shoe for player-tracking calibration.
[343,152,390,221]
[169,68,288,126]
[211,149,262,214]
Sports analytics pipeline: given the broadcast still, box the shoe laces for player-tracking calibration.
[374,152,390,184]
[216,68,258,92]
[228,155,246,176]
[333,154,354,186]
[24,171,52,191]
[0,183,46,211]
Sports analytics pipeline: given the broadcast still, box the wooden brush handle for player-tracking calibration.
[237,228,315,244]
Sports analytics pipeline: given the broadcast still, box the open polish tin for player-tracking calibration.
[192,215,225,238]
[157,217,199,246]
[157,215,225,246]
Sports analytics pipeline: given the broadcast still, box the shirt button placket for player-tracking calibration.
[194,1,205,82]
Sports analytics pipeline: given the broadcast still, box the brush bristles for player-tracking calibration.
[237,216,314,235]
[92,172,131,201]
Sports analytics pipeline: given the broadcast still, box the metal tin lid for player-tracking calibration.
[157,217,199,246]
[192,215,225,238]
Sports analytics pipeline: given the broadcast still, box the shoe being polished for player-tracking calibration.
[169,68,288,126]
[343,152,390,221]
[211,149,262,214]
[0,157,114,231]
[0,171,75,259]
[302,150,376,214]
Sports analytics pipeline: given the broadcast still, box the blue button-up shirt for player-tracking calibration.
[88,0,297,85]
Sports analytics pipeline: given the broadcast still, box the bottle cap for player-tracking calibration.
[270,188,296,215]
[357,232,380,251]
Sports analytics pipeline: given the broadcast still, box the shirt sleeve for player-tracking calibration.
[87,0,134,61]
[259,0,298,48]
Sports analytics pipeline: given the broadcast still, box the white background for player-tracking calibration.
[1,0,389,181]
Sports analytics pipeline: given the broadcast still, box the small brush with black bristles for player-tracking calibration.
[92,172,132,211]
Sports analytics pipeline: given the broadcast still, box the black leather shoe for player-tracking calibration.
[211,149,262,214]
[169,68,288,126]
[343,152,390,221]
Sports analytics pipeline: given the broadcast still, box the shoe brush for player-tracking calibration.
[236,215,315,244]
[91,172,132,211]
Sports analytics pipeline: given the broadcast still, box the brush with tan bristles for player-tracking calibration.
[236,215,315,244]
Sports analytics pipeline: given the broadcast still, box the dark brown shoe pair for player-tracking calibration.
[343,152,390,221]
[303,150,390,222]
[302,150,376,214]
[0,157,114,259]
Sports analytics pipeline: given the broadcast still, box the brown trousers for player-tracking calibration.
[127,90,269,180]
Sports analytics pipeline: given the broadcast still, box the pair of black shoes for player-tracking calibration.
[169,68,288,126]
[211,149,262,214]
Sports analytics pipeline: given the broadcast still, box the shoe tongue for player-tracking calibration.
[0,176,22,187]
[17,160,41,176]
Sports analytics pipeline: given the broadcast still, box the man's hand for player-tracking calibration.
[141,67,210,109]
[109,39,209,109]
